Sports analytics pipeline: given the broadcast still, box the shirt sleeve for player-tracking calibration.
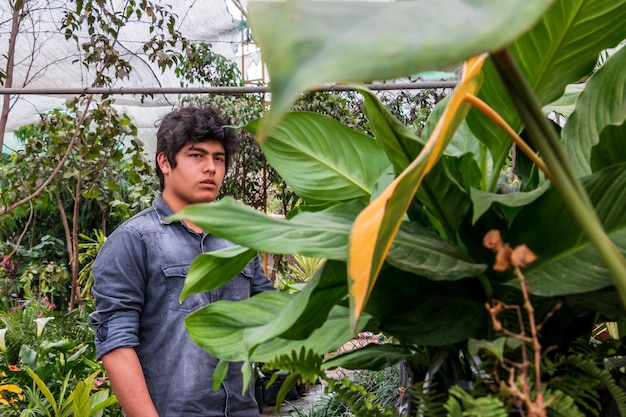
[90,225,146,359]
[250,254,276,295]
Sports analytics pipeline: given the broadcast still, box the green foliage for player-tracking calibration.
[62,0,189,84]
[2,0,186,313]
[175,42,245,87]
[20,262,69,304]
[77,230,107,301]
[177,1,626,416]
[550,354,626,417]
[282,254,326,284]
[405,380,447,417]
[266,347,324,388]
[1,99,155,310]
[444,385,507,417]
[326,376,397,417]
[0,298,117,416]
[23,367,117,417]
[346,366,402,411]
[0,236,67,308]
[285,395,350,417]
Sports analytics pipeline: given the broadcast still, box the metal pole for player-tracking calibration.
[0,81,457,96]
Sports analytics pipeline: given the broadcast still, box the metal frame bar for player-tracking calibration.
[0,81,457,96]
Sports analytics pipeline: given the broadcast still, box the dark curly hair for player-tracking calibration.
[155,106,240,191]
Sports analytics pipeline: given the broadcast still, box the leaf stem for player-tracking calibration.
[465,93,552,182]
[491,48,626,306]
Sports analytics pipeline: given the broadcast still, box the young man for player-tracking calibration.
[91,106,275,417]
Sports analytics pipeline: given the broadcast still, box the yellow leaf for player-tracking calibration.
[0,384,24,404]
[348,54,486,330]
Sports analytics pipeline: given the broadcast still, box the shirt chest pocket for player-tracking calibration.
[162,264,210,312]
[226,265,254,301]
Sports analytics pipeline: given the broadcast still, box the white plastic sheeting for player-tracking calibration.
[0,0,262,152]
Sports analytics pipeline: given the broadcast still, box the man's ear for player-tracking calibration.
[157,152,171,174]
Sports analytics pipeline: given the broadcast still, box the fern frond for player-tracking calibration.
[444,385,507,417]
[406,380,447,417]
[264,347,325,413]
[326,377,398,417]
[544,389,586,417]
[266,346,324,384]
[546,370,600,416]
[565,355,626,417]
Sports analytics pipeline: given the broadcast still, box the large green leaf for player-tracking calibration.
[174,197,484,289]
[564,46,626,176]
[470,182,550,224]
[365,268,487,346]
[181,245,256,300]
[244,112,390,204]
[506,163,626,296]
[322,344,414,372]
[387,221,486,280]
[185,291,364,363]
[243,260,348,350]
[591,123,626,173]
[359,86,422,172]
[172,198,363,260]
[247,0,555,138]
[380,294,486,346]
[467,0,626,187]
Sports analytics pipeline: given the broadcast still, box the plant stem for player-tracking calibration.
[491,48,626,307]
[465,93,551,182]
[516,266,545,416]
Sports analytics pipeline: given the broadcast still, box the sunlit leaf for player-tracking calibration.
[248,0,555,139]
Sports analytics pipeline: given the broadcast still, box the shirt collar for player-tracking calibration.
[153,193,175,225]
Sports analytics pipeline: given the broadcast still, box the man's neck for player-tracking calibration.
[182,219,204,234]
[160,192,204,233]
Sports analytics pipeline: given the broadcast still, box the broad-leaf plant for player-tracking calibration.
[171,0,626,415]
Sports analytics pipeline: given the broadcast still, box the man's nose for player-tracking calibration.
[204,160,216,173]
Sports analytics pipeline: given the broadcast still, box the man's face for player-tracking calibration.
[157,140,226,212]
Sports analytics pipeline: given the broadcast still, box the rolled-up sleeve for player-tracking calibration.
[90,225,146,359]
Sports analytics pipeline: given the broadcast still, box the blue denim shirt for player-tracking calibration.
[91,194,275,417]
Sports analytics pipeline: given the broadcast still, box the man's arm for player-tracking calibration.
[250,255,276,295]
[102,348,159,417]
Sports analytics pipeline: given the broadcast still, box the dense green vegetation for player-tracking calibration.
[3,0,626,415]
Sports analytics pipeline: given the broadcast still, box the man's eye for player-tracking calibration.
[215,157,225,163]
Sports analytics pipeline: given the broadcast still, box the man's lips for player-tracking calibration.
[200,180,216,188]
